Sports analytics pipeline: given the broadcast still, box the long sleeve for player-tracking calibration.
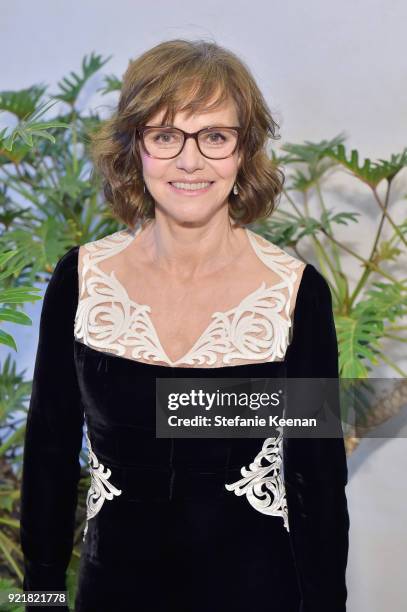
[19,246,83,606]
[284,263,350,612]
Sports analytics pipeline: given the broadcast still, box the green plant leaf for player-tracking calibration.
[0,577,25,611]
[53,52,112,105]
[0,287,42,304]
[100,74,122,94]
[336,312,384,378]
[0,308,32,325]
[0,85,47,120]
[1,98,69,152]
[0,329,17,350]
[324,143,407,186]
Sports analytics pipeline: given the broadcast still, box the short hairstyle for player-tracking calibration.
[89,38,285,229]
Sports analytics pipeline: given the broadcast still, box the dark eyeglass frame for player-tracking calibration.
[136,125,241,160]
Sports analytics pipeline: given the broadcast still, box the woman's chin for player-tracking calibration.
[156,203,221,226]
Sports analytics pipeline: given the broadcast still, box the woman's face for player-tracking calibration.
[138,98,242,224]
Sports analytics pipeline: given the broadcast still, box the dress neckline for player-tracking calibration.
[75,225,305,368]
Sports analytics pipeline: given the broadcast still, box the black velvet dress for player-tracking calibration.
[20,227,350,612]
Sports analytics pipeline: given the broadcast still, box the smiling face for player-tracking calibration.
[138,98,243,225]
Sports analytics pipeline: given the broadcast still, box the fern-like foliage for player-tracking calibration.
[324,143,407,186]
[336,282,407,377]
[100,74,122,94]
[53,52,112,106]
[0,251,42,350]
[0,85,46,120]
[336,313,383,377]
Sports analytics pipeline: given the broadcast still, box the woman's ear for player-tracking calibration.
[237,151,243,170]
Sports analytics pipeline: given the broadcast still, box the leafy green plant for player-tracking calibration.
[0,251,42,350]
[254,136,407,378]
[0,356,31,593]
[0,353,90,609]
[0,52,117,603]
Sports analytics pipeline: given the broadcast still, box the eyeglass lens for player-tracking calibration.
[142,128,238,159]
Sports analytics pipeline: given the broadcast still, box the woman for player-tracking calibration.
[20,39,349,611]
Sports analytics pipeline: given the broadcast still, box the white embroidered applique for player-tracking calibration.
[83,428,122,542]
[75,226,303,527]
[224,429,289,532]
[74,226,304,368]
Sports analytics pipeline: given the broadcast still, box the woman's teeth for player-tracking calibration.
[170,182,212,190]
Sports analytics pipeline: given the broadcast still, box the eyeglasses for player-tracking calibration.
[137,125,241,160]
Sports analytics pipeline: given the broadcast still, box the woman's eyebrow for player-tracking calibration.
[145,123,239,130]
[176,124,238,129]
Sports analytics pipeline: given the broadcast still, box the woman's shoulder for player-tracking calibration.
[39,245,81,319]
[47,229,131,313]
[289,263,335,339]
[249,231,328,299]
[80,228,133,255]
[50,244,80,284]
[246,226,333,318]
[77,228,135,271]
[246,227,305,271]
[245,229,326,319]
[297,263,333,304]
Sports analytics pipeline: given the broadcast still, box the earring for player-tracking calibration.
[143,182,146,194]
[233,183,239,195]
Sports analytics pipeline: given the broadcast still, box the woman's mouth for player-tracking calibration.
[168,181,214,195]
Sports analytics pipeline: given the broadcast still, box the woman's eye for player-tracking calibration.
[207,132,226,143]
[154,133,173,142]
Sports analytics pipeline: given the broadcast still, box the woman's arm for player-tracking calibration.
[284,264,350,612]
[19,246,84,605]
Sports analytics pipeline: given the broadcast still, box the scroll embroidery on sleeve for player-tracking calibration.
[224,430,289,532]
[83,429,122,542]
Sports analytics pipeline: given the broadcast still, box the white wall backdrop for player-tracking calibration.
[1,1,406,610]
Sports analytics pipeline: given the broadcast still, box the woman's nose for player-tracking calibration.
[175,136,205,172]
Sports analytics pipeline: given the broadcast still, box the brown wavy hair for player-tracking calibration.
[89,38,285,229]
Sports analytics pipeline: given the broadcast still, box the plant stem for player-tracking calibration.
[0,530,23,581]
[315,180,343,273]
[372,184,407,248]
[319,228,403,286]
[72,106,78,175]
[282,188,340,297]
[32,147,59,189]
[348,181,406,305]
